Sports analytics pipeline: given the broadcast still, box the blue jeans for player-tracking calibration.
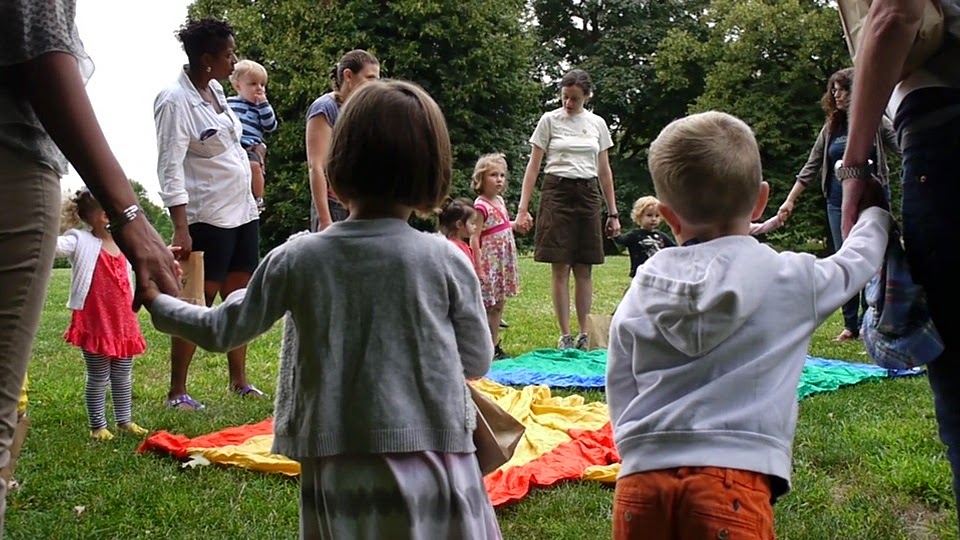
[899,93,960,524]
[827,203,866,334]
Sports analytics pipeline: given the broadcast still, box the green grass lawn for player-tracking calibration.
[6,255,957,539]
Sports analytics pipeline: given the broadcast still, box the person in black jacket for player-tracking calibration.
[614,196,676,277]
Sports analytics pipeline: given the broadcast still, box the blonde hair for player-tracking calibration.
[648,111,762,226]
[630,196,661,226]
[471,153,508,195]
[327,80,452,212]
[60,189,100,234]
[229,59,268,86]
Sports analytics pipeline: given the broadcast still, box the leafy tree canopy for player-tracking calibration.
[178,0,857,253]
[188,0,540,250]
[655,0,850,246]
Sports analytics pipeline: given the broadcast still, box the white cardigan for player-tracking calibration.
[56,229,132,310]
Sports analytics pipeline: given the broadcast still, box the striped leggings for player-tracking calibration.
[82,350,133,431]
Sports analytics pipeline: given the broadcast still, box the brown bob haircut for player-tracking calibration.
[327,80,452,213]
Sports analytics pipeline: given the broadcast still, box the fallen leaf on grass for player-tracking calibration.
[181,454,211,469]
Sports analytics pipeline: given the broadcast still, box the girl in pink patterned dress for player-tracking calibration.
[56,190,148,440]
[470,153,520,360]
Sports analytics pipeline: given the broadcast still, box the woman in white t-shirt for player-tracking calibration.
[516,69,621,350]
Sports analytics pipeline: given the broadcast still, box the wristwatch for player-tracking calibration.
[834,159,874,182]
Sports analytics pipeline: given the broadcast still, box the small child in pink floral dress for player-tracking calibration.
[470,153,520,360]
[56,190,148,440]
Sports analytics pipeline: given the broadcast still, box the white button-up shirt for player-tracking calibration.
[154,67,258,228]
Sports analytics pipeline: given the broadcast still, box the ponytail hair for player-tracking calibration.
[60,189,100,233]
[331,49,379,102]
[437,197,476,236]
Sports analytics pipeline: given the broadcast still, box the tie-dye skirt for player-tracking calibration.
[298,451,502,540]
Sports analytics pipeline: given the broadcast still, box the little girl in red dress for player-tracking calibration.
[56,190,148,440]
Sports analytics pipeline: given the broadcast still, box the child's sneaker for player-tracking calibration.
[494,342,510,360]
[558,334,575,349]
[90,428,114,441]
[117,422,148,436]
[575,333,589,351]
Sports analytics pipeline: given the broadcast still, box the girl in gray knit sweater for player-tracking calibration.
[144,80,502,539]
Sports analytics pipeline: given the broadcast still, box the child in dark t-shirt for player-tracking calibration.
[614,196,676,277]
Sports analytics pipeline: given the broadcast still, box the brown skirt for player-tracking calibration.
[534,174,604,265]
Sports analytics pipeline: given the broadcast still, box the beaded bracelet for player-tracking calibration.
[106,204,141,232]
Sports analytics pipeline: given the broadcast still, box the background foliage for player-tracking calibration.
[170,0,869,254]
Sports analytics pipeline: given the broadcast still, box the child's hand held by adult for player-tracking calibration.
[141,280,163,307]
[857,176,888,214]
[840,177,867,239]
[171,227,193,261]
[605,216,621,238]
[515,209,533,234]
[112,215,182,311]
[777,200,794,224]
[776,208,791,225]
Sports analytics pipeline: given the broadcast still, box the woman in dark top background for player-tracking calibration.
[777,67,899,342]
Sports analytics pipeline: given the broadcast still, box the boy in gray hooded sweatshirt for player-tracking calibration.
[606,111,892,539]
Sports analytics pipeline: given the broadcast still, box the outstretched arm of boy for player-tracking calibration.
[812,205,892,323]
[612,229,636,246]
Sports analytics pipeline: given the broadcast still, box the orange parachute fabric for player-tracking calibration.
[139,379,618,506]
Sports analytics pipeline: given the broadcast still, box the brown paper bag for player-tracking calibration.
[178,251,206,306]
[585,313,613,350]
[470,385,525,475]
[0,415,29,484]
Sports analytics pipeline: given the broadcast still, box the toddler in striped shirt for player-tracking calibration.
[228,59,278,212]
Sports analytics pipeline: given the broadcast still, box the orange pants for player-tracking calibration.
[612,467,776,540]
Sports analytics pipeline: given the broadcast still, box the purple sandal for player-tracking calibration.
[233,384,268,399]
[165,394,205,410]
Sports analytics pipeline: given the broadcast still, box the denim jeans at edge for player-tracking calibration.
[898,100,960,527]
[827,202,867,334]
